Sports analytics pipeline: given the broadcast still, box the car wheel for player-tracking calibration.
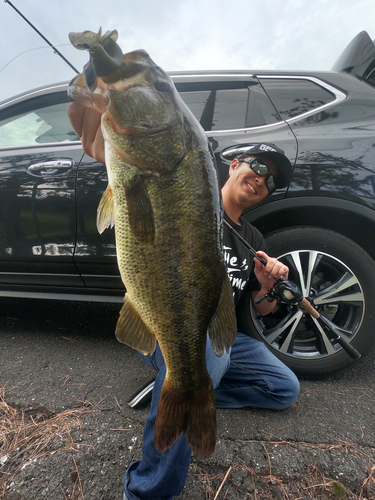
[240,226,375,377]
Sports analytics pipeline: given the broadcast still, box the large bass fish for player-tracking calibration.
[68,28,236,457]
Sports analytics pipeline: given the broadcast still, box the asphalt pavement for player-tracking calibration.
[0,298,374,499]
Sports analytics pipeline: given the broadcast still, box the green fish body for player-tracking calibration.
[68,30,236,457]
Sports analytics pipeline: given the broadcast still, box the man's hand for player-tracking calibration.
[251,251,289,316]
[254,250,289,287]
[67,101,106,164]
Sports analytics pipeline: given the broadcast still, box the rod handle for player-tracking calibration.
[334,335,362,360]
[298,298,320,318]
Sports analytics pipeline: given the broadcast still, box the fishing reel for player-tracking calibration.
[254,276,361,360]
[255,277,304,306]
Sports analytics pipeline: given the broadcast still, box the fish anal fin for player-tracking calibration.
[125,175,155,244]
[208,271,237,357]
[154,376,216,457]
[97,185,115,234]
[116,295,156,355]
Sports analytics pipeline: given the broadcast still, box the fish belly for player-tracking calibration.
[113,149,233,456]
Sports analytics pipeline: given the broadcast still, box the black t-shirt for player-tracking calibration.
[223,213,267,307]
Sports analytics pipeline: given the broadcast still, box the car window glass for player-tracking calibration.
[178,83,278,131]
[211,89,248,130]
[246,84,280,126]
[259,78,336,120]
[179,90,212,130]
[0,102,79,148]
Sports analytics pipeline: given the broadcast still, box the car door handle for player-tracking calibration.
[27,159,74,177]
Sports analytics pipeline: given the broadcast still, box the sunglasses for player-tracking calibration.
[239,158,276,194]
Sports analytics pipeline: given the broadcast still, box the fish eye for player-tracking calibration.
[154,80,172,92]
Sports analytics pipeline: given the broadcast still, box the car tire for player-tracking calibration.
[237,226,375,377]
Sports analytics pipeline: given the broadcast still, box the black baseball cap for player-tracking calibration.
[231,143,293,189]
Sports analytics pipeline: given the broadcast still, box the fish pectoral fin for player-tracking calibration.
[125,174,155,244]
[97,185,115,234]
[116,295,157,355]
[154,376,216,457]
[208,271,237,357]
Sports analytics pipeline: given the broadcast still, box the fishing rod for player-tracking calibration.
[4,0,79,74]
[223,219,361,360]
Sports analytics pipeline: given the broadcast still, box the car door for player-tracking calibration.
[74,156,123,291]
[258,74,375,208]
[0,88,85,291]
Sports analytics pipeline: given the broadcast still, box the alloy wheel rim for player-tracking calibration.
[250,249,365,359]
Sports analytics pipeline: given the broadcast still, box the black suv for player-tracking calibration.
[1,31,375,377]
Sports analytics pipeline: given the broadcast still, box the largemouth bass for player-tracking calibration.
[68,28,237,457]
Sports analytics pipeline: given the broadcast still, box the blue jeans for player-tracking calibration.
[124,333,300,500]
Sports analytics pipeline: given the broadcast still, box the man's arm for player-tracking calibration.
[67,102,106,164]
[250,250,289,316]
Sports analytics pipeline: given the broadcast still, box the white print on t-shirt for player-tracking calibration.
[223,245,249,293]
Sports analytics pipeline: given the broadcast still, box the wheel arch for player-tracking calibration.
[242,196,375,260]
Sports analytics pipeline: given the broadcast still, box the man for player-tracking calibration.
[68,103,300,500]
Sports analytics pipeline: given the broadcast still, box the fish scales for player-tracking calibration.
[113,149,223,385]
[68,28,237,456]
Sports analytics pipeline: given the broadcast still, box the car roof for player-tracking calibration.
[0,68,339,110]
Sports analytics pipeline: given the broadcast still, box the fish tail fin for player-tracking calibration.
[184,379,217,457]
[154,377,216,457]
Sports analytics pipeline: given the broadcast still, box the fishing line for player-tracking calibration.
[4,0,79,73]
[0,44,73,74]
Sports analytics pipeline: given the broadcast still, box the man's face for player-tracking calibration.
[227,155,277,208]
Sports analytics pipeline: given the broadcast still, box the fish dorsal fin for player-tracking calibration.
[97,185,115,234]
[125,174,155,244]
[208,270,237,357]
[116,295,157,355]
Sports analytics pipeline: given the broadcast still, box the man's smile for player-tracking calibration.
[246,181,256,194]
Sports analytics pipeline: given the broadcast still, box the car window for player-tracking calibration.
[259,78,336,120]
[0,99,79,148]
[177,80,279,131]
